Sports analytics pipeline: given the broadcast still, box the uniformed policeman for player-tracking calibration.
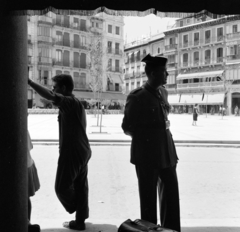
[122,54,181,232]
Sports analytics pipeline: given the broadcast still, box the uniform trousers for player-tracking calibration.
[55,159,89,223]
[135,164,180,232]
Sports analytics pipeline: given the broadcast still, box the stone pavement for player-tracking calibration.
[28,114,240,143]
[30,145,240,232]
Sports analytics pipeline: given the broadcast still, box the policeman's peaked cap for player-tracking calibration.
[141,54,168,67]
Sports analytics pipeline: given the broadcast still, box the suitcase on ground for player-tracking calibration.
[118,219,177,232]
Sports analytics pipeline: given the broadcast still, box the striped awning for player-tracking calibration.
[177,70,224,80]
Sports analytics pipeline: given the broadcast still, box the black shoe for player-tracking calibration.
[63,220,86,231]
[28,224,41,232]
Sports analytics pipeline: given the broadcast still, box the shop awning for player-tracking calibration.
[134,50,140,55]
[168,94,180,104]
[177,70,224,80]
[202,93,225,104]
[73,91,126,101]
[179,94,203,105]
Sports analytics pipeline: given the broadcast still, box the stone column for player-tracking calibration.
[0,12,28,232]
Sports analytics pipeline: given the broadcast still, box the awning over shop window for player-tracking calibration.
[109,73,122,84]
[134,50,140,55]
[177,70,224,80]
[168,94,180,104]
[73,91,126,101]
[202,93,225,105]
[179,94,203,105]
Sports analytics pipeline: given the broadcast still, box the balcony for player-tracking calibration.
[205,38,211,44]
[90,26,102,35]
[227,54,240,60]
[38,16,52,25]
[193,60,199,66]
[38,57,52,66]
[165,44,177,50]
[226,32,240,40]
[38,36,52,45]
[177,81,224,89]
[52,60,63,66]
[183,62,188,67]
[75,83,87,89]
[217,36,224,42]
[183,42,188,48]
[194,40,199,46]
[216,57,223,63]
[168,62,176,68]
[107,48,112,54]
[124,74,130,80]
[205,58,211,65]
[114,49,123,56]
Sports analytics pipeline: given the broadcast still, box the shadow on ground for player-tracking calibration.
[182,227,240,232]
[41,222,118,232]
[41,226,240,232]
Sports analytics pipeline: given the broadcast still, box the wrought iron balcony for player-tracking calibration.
[227,54,240,60]
[165,44,177,50]
[38,57,52,66]
[226,32,240,39]
[204,58,211,64]
[205,38,211,44]
[217,57,223,63]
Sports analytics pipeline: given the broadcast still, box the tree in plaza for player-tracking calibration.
[88,32,104,122]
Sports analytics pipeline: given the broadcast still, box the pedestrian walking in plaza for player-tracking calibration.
[27,128,41,232]
[28,74,92,231]
[219,105,222,115]
[192,104,199,126]
[122,54,181,232]
[234,105,239,116]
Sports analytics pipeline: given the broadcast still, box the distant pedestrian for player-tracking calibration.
[234,106,239,116]
[222,106,226,117]
[28,74,92,230]
[27,128,41,232]
[219,106,222,115]
[192,104,199,126]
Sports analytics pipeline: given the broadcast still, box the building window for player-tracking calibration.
[205,50,211,64]
[115,43,120,54]
[169,37,174,45]
[43,71,48,85]
[137,81,140,87]
[193,52,199,65]
[73,72,80,88]
[73,18,79,29]
[205,30,211,43]
[80,53,87,68]
[143,49,147,57]
[116,26,120,35]
[158,48,160,54]
[63,15,70,28]
[217,47,223,62]
[115,83,119,91]
[131,82,134,90]
[56,31,62,44]
[74,34,80,48]
[108,59,112,71]
[194,32,199,45]
[233,25,238,33]
[63,32,70,47]
[126,83,129,93]
[180,21,184,27]
[56,50,62,62]
[80,73,86,88]
[74,52,80,68]
[38,26,51,37]
[108,25,112,33]
[115,60,120,72]
[80,19,87,31]
[217,28,223,40]
[108,41,112,53]
[56,15,62,26]
[183,53,188,66]
[92,22,94,27]
[183,35,188,47]
[63,50,70,66]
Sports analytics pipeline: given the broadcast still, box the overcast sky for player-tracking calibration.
[123,14,178,43]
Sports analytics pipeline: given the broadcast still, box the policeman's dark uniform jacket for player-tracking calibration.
[53,93,92,223]
[122,54,181,232]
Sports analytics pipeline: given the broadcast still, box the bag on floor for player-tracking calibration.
[118,219,177,232]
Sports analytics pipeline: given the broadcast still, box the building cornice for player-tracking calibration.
[164,15,240,36]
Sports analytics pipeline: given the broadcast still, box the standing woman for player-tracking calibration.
[192,104,199,126]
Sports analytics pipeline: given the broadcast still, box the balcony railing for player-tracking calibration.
[205,58,211,65]
[193,60,199,66]
[168,62,176,68]
[38,57,52,66]
[53,60,63,66]
[183,62,188,67]
[227,54,240,60]
[183,42,188,48]
[75,83,87,89]
[177,81,224,89]
[194,40,199,46]
[217,57,223,63]
[38,16,52,25]
[217,36,224,42]
[165,44,177,50]
[226,32,240,39]
[205,38,211,44]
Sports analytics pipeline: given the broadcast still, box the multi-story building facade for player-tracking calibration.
[123,15,240,115]
[165,15,240,115]
[27,12,125,108]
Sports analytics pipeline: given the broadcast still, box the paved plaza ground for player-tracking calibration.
[30,146,240,232]
[28,113,240,142]
[27,114,240,231]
